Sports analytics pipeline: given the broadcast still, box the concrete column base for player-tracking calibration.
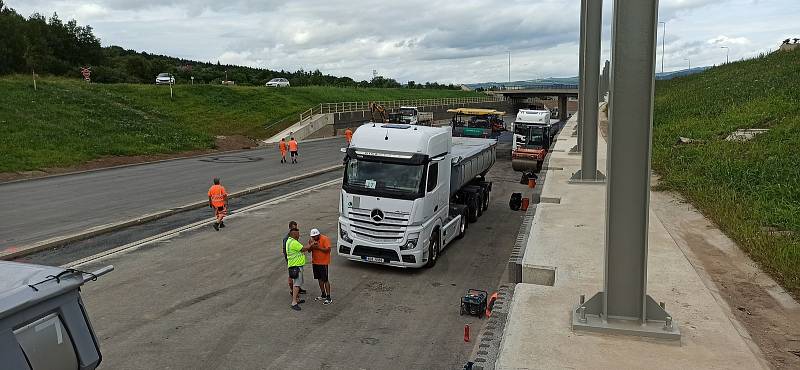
[568,145,581,155]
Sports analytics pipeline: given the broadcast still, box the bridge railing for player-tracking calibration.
[491,84,579,91]
[296,95,506,123]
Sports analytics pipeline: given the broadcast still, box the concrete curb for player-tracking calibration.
[0,136,344,186]
[467,284,515,370]
[1,164,343,260]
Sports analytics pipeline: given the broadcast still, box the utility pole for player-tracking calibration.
[658,21,666,73]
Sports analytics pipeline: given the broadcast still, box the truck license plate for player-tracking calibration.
[363,256,385,263]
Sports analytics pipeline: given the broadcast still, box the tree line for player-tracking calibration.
[0,1,461,89]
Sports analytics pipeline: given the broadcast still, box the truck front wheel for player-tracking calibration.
[425,231,440,268]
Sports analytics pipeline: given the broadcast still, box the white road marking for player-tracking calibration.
[64,179,341,268]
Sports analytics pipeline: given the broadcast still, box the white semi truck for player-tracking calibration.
[390,106,434,126]
[338,123,496,268]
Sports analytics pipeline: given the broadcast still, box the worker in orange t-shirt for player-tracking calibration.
[344,128,353,145]
[207,177,228,231]
[288,137,299,164]
[309,228,332,304]
[279,138,288,164]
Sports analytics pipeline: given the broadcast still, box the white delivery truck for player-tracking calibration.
[390,106,434,126]
[338,123,496,268]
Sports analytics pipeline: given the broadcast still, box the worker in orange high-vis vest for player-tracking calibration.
[288,137,299,164]
[208,177,228,231]
[279,138,288,164]
[344,128,353,145]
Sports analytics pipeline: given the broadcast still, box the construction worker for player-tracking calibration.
[279,138,288,164]
[286,227,311,311]
[282,221,307,296]
[309,228,332,304]
[344,128,353,145]
[207,178,228,231]
[288,137,299,164]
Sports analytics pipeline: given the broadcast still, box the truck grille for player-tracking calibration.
[348,208,409,244]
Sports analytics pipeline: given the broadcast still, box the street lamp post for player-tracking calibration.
[720,46,729,64]
[658,21,666,74]
[507,51,511,84]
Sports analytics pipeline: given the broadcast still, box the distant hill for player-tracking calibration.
[464,77,579,90]
[655,66,711,80]
[464,66,709,90]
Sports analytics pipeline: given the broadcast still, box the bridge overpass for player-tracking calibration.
[489,84,579,120]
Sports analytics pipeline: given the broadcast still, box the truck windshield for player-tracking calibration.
[344,158,424,196]
[514,124,545,147]
[400,108,416,115]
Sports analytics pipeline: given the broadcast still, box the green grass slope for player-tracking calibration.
[0,75,481,173]
[653,49,800,295]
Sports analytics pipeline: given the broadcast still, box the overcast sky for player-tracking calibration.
[8,0,798,84]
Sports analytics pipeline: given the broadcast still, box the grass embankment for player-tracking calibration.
[0,75,481,173]
[653,49,800,295]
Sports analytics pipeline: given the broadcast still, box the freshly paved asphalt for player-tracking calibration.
[76,163,525,369]
[1,138,346,251]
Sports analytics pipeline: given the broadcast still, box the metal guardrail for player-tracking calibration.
[296,95,505,123]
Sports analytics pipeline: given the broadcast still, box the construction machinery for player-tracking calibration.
[511,109,554,172]
[368,102,389,123]
[448,108,506,138]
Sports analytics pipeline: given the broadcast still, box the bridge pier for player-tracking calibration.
[558,96,568,121]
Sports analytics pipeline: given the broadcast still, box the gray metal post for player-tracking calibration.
[570,0,587,152]
[571,0,605,183]
[571,0,680,340]
[600,60,610,99]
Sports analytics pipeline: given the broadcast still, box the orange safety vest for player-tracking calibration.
[288,140,298,152]
[279,141,287,153]
[208,185,227,207]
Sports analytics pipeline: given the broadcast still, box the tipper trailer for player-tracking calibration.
[338,123,496,268]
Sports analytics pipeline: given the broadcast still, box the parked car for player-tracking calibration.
[266,78,290,87]
[155,73,175,85]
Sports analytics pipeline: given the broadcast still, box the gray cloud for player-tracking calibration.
[7,0,797,83]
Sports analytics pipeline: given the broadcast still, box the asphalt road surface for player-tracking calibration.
[76,163,526,369]
[1,138,345,251]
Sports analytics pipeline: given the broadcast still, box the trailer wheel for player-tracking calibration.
[425,230,440,268]
[467,194,480,223]
[476,192,484,217]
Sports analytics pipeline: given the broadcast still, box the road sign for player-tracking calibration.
[80,67,91,82]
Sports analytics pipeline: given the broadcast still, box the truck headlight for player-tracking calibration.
[339,223,353,243]
[400,233,420,250]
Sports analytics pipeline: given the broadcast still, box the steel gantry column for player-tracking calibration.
[570,0,680,340]
[570,0,587,152]
[571,0,605,183]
